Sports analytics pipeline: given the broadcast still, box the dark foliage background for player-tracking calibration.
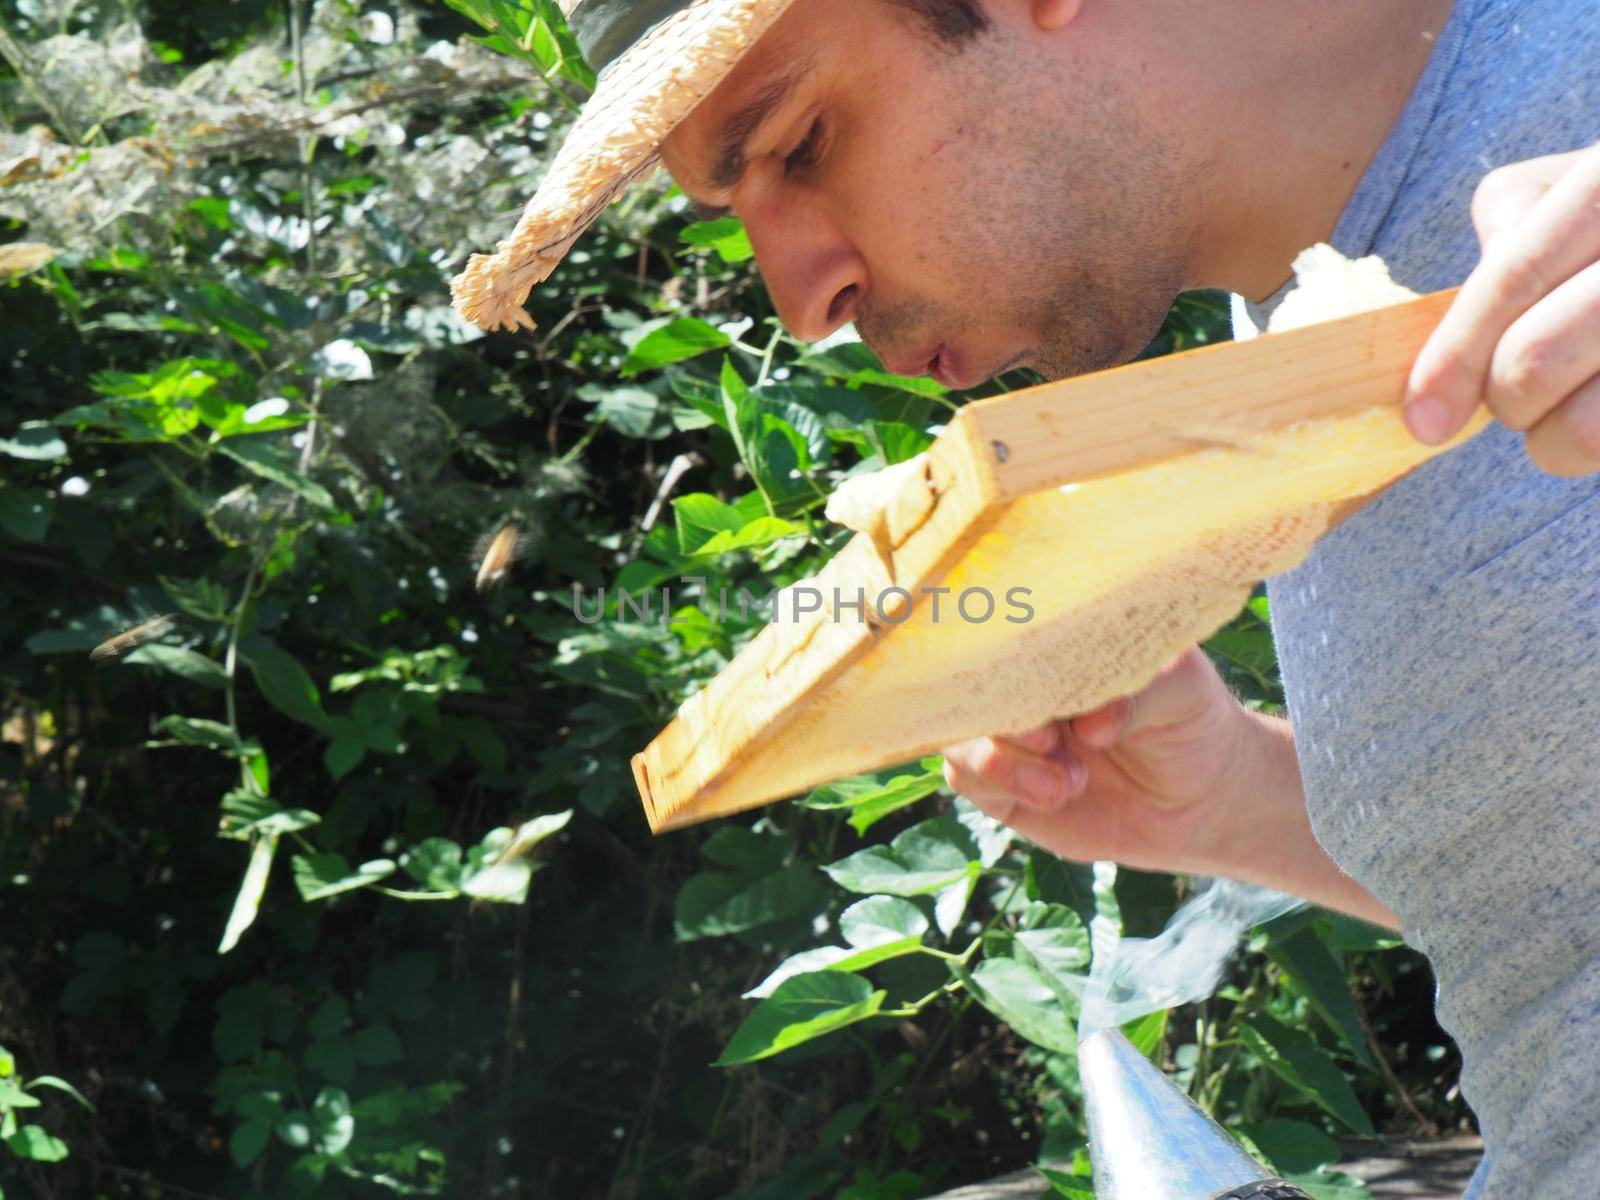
[0,2,1473,1197]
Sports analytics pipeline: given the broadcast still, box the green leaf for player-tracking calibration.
[229,1117,270,1167]
[482,810,573,866]
[1023,856,1095,930]
[460,860,535,904]
[1266,926,1373,1068]
[674,862,825,941]
[798,765,944,835]
[351,1025,403,1067]
[0,487,53,541]
[591,386,664,437]
[746,896,929,999]
[276,1110,312,1149]
[158,574,231,621]
[698,826,788,873]
[840,896,929,947]
[0,1081,39,1108]
[291,853,396,901]
[154,715,240,751]
[672,492,746,555]
[215,438,335,511]
[823,817,979,896]
[690,515,806,557]
[25,1076,92,1111]
[1034,1163,1095,1198]
[400,838,464,891]
[714,972,886,1066]
[243,640,334,734]
[218,834,279,954]
[1238,1015,1375,1136]
[848,368,948,400]
[221,791,319,839]
[954,956,1078,1055]
[123,644,227,689]
[621,318,730,375]
[1205,621,1279,690]
[679,216,754,262]
[305,1038,355,1084]
[0,422,67,460]
[5,1123,68,1162]
[312,1087,355,1156]
[1012,907,1093,983]
[1235,1118,1341,1174]
[933,873,976,937]
[1121,1008,1168,1059]
[1320,913,1404,953]
[324,736,365,780]
[308,996,348,1041]
[720,359,800,508]
[745,937,925,1000]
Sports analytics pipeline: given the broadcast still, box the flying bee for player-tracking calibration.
[88,613,178,665]
[472,522,533,593]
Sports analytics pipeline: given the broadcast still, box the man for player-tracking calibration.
[457,1,1600,1195]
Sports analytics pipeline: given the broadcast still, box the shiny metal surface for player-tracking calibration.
[1079,1028,1285,1200]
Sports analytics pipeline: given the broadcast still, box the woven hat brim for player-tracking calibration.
[451,0,799,333]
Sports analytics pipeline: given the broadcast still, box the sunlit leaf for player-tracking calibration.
[621,318,729,375]
[679,216,753,262]
[6,1124,69,1162]
[291,853,396,901]
[0,422,67,460]
[823,817,979,897]
[218,834,279,954]
[715,972,886,1065]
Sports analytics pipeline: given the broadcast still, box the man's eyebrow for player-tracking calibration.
[707,60,815,193]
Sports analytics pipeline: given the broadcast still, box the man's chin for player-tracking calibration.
[1028,323,1158,382]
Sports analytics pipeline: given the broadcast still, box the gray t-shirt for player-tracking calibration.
[1230,3,1600,1196]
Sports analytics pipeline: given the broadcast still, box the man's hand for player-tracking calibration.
[1404,142,1600,477]
[940,647,1246,876]
[941,647,1404,929]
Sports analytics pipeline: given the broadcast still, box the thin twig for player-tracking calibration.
[640,452,703,532]
[1354,983,1440,1136]
[287,0,319,278]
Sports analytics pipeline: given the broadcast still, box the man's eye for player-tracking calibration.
[784,120,824,175]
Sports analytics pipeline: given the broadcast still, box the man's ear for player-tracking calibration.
[1033,0,1083,31]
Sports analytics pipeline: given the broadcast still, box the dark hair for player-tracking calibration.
[879,0,990,45]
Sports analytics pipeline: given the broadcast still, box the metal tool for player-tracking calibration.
[1079,1028,1310,1200]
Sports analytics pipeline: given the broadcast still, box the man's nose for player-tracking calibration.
[743,200,866,343]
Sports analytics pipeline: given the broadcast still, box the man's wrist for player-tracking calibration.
[1176,703,1289,876]
[1187,705,1401,930]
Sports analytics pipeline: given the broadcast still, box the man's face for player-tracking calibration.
[659,0,1200,385]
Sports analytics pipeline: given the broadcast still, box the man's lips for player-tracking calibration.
[881,342,1027,391]
[881,343,945,381]
[883,342,975,389]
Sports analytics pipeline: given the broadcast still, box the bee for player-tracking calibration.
[88,613,178,665]
[472,522,532,593]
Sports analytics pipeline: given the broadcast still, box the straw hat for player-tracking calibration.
[450,0,799,333]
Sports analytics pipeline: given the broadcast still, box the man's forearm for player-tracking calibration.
[1187,709,1402,931]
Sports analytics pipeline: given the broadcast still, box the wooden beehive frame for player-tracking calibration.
[632,288,1465,833]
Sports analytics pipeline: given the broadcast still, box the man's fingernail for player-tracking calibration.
[1405,394,1451,443]
[1017,765,1063,807]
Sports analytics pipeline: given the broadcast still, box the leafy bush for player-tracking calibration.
[0,2,1471,1197]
